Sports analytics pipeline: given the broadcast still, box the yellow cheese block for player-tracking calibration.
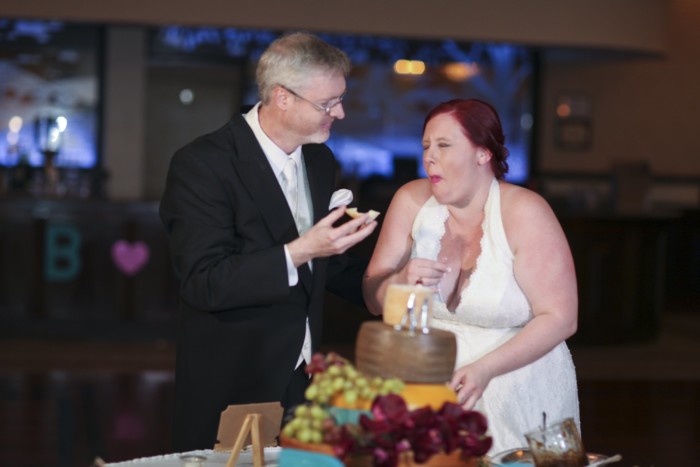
[400,383,458,411]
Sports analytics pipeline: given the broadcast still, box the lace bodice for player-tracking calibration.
[411,178,531,328]
[409,178,580,455]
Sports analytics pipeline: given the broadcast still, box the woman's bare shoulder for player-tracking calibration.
[499,182,563,249]
[499,182,554,220]
[379,179,433,234]
[393,178,433,209]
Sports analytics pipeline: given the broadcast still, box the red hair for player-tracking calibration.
[423,99,509,180]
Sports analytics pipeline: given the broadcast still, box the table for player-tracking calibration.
[105,447,281,466]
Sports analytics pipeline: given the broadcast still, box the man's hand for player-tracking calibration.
[287,206,377,267]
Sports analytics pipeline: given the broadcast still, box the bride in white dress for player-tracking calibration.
[363,99,580,454]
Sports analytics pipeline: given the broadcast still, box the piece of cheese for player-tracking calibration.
[345,207,380,221]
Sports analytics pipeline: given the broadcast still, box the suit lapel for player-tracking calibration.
[228,115,319,295]
[301,145,334,293]
[304,145,332,228]
[227,116,298,245]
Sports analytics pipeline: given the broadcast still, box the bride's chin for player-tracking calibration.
[431,191,450,205]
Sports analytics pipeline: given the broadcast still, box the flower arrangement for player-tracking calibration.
[280,353,492,467]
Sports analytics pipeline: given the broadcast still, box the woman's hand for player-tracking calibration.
[401,257,449,288]
[450,362,492,410]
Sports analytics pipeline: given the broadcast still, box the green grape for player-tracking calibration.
[332,377,345,391]
[360,387,372,399]
[311,418,323,430]
[282,423,296,438]
[310,404,326,419]
[295,405,309,417]
[310,430,323,444]
[302,352,409,414]
[344,390,358,404]
[297,428,312,443]
[288,418,302,430]
[304,384,318,401]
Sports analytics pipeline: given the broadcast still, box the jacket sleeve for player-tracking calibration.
[325,252,369,309]
[159,143,290,312]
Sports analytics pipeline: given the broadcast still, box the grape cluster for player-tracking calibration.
[304,351,348,374]
[281,403,335,444]
[303,352,404,407]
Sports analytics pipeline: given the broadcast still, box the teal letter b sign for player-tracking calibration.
[45,222,82,282]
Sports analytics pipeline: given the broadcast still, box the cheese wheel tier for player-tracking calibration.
[355,321,457,384]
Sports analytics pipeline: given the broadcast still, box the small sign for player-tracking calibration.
[214,402,283,451]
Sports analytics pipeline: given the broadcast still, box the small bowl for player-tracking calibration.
[490,447,609,465]
[328,406,371,425]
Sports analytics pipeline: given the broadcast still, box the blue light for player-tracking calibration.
[151,27,534,183]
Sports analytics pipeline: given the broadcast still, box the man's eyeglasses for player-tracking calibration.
[280,85,345,115]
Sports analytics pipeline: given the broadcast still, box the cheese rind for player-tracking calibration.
[345,207,380,221]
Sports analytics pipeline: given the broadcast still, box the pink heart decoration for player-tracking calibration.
[111,240,150,276]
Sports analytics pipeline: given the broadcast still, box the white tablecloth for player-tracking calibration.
[106,447,281,466]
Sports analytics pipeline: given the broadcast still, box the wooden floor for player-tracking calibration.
[1,312,699,467]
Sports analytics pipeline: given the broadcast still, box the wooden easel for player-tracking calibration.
[225,413,264,467]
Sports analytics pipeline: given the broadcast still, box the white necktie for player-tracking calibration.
[282,158,299,226]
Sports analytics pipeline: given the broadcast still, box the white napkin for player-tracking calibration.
[328,189,353,210]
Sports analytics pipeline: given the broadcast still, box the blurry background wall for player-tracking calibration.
[1,2,699,465]
[6,0,698,202]
[0,0,698,338]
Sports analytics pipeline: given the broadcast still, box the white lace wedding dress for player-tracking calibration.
[411,178,580,455]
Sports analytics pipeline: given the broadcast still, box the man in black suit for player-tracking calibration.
[159,32,378,451]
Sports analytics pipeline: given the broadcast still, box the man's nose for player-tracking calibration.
[330,102,345,120]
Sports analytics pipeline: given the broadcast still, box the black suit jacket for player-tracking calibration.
[159,113,366,451]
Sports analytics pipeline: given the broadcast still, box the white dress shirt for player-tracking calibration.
[244,103,312,369]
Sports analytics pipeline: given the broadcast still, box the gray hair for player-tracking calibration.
[256,32,350,104]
